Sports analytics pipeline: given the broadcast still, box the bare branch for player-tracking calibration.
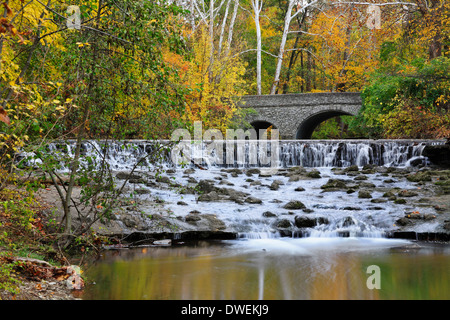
[332,1,417,6]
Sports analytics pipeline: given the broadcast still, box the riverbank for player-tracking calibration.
[0,185,84,300]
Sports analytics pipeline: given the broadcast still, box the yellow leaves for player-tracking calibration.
[172,26,247,134]
[379,101,450,139]
[77,42,90,48]
[308,5,401,91]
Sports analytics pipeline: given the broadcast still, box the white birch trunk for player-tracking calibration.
[225,0,239,57]
[270,1,295,94]
[190,0,196,32]
[209,0,215,80]
[270,0,318,94]
[251,0,263,95]
[218,0,232,58]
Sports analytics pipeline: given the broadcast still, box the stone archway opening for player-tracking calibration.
[296,111,354,139]
[251,121,277,139]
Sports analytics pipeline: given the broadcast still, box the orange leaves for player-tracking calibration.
[2,2,12,17]
[308,4,401,91]
[10,257,84,289]
[0,4,25,43]
[0,107,10,125]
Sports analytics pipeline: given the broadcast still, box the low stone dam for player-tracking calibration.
[28,139,450,243]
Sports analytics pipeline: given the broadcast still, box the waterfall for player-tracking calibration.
[20,139,444,240]
[24,139,437,172]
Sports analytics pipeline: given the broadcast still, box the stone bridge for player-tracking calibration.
[238,92,362,139]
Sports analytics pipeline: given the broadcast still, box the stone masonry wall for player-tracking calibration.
[238,93,362,139]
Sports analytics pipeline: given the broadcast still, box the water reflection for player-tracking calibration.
[82,238,450,300]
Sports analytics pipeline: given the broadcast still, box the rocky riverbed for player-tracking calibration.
[37,163,450,245]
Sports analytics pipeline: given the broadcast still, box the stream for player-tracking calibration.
[33,139,450,300]
[81,239,449,300]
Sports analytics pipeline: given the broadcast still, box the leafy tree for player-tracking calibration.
[360,0,450,139]
[172,25,249,134]
[0,0,188,247]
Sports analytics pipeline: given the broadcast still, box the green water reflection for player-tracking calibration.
[81,239,450,300]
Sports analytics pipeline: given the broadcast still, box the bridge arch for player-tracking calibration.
[295,110,354,139]
[250,120,278,139]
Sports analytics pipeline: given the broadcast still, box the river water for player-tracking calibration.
[39,139,449,300]
[81,238,450,300]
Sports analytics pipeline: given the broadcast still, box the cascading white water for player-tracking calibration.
[20,139,443,240]
[31,139,431,171]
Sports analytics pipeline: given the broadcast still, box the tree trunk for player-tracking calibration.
[190,0,196,33]
[300,50,304,92]
[252,0,263,95]
[64,0,102,243]
[306,50,311,92]
[209,0,215,81]
[225,0,239,57]
[270,1,295,95]
[282,10,307,94]
[218,0,232,58]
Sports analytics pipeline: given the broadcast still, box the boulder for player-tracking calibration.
[395,217,413,226]
[406,171,432,182]
[371,197,387,203]
[275,219,292,229]
[382,190,396,198]
[183,168,196,174]
[134,188,150,195]
[116,172,142,180]
[262,211,277,218]
[259,172,273,178]
[288,166,306,174]
[283,200,306,210]
[358,190,372,199]
[398,190,418,197]
[156,176,171,184]
[320,179,347,190]
[270,180,283,190]
[198,191,220,202]
[422,144,450,168]
[246,168,261,175]
[294,216,329,228]
[201,214,227,230]
[197,180,216,193]
[185,214,201,223]
[245,196,263,204]
[343,206,362,211]
[344,165,359,172]
[358,182,376,188]
[288,175,302,182]
[306,170,321,178]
